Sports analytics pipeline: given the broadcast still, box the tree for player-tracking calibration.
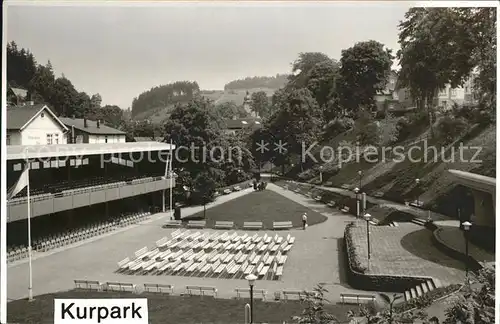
[266,88,322,172]
[353,110,380,146]
[337,41,393,115]
[214,102,248,119]
[192,170,218,218]
[292,284,339,324]
[90,93,102,110]
[250,91,270,118]
[50,77,80,116]
[306,59,339,116]
[287,52,332,91]
[444,264,495,324]
[397,8,496,123]
[95,105,124,128]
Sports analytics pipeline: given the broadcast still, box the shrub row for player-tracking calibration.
[344,222,367,274]
[393,284,462,314]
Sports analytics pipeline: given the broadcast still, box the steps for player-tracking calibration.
[411,218,426,226]
[404,278,442,302]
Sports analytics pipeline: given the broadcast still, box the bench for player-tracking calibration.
[143,283,174,294]
[305,192,312,198]
[283,290,317,301]
[214,221,234,229]
[243,222,263,230]
[117,257,131,270]
[223,189,232,195]
[156,237,169,249]
[135,247,149,259]
[186,285,218,297]
[235,288,267,300]
[273,221,293,230]
[327,201,336,208]
[314,196,322,201]
[340,293,376,305]
[340,206,350,213]
[187,220,206,228]
[410,200,424,207]
[373,192,384,198]
[165,220,183,227]
[341,184,349,189]
[74,279,103,291]
[233,186,242,191]
[105,282,137,293]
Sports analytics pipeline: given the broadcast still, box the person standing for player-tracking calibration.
[302,212,308,230]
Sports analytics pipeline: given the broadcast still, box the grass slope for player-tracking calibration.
[8,290,358,324]
[184,189,327,229]
[132,88,277,123]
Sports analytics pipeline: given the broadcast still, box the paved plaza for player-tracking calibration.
[349,222,466,285]
[7,184,367,302]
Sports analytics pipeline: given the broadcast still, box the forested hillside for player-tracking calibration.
[6,41,123,126]
[131,81,200,118]
[224,74,288,90]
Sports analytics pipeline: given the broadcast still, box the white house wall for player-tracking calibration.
[88,134,126,144]
[20,110,68,145]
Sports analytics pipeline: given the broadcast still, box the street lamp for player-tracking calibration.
[357,170,363,190]
[415,178,421,206]
[246,273,257,323]
[462,221,472,279]
[319,165,323,184]
[364,213,372,263]
[354,187,360,217]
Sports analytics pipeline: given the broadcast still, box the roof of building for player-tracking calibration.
[224,117,262,129]
[134,137,163,142]
[7,142,175,160]
[59,117,126,135]
[10,87,28,98]
[7,104,68,132]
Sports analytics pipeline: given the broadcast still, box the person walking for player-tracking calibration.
[302,212,308,230]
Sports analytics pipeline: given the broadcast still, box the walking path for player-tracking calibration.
[7,184,367,303]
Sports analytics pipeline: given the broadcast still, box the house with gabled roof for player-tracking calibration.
[7,103,69,145]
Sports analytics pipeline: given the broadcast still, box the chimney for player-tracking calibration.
[84,118,88,128]
[96,120,100,128]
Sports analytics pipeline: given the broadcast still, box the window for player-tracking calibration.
[105,136,108,143]
[47,134,53,145]
[54,133,59,144]
[450,89,457,97]
[6,134,11,145]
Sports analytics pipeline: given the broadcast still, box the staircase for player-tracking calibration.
[411,218,427,226]
[403,278,442,302]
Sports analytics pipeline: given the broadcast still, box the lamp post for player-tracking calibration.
[358,170,363,190]
[415,178,420,206]
[364,213,372,263]
[246,273,257,323]
[319,165,323,184]
[462,221,472,280]
[354,187,360,218]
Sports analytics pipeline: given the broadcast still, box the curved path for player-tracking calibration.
[7,184,368,303]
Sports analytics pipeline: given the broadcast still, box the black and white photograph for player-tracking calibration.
[3,1,497,323]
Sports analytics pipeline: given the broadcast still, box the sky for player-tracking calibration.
[5,1,415,109]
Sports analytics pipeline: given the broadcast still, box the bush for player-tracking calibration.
[395,116,411,141]
[323,117,355,139]
[436,116,469,144]
[393,284,462,314]
[344,222,367,274]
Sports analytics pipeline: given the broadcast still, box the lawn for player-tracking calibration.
[184,190,327,229]
[8,290,360,324]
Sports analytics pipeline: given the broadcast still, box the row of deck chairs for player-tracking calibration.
[7,211,151,263]
[117,230,296,280]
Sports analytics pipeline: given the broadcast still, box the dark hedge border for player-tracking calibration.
[431,228,483,272]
